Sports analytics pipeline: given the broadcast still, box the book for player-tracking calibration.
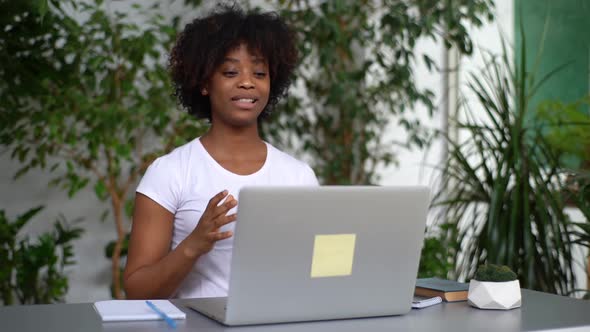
[412,296,443,309]
[93,299,186,322]
[414,278,469,302]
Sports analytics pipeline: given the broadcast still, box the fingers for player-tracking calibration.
[207,194,237,221]
[214,213,237,229]
[204,190,237,218]
[197,191,238,248]
[216,196,238,218]
[207,190,229,210]
[205,214,236,243]
[210,230,233,241]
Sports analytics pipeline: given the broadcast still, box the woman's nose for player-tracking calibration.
[238,74,255,89]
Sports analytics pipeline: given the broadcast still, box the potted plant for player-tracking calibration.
[431,29,577,294]
[468,264,521,310]
[0,207,84,304]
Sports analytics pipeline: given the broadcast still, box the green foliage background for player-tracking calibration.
[259,0,495,185]
[1,0,209,298]
[0,207,83,305]
[1,0,495,298]
[431,31,580,294]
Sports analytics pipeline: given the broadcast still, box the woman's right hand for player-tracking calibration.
[124,191,237,299]
[185,190,238,258]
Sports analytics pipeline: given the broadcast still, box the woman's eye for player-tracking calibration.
[254,72,267,78]
[223,71,238,77]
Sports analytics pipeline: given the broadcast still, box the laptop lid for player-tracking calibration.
[223,185,429,325]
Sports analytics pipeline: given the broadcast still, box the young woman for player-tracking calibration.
[123,5,318,299]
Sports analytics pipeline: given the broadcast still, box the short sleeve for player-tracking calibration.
[300,164,320,186]
[136,156,182,214]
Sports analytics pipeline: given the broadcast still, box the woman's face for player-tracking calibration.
[205,43,270,128]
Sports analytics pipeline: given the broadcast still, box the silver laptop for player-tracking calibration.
[186,186,430,326]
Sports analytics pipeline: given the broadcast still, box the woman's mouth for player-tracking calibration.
[231,97,258,109]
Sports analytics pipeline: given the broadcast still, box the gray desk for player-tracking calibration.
[2,289,590,332]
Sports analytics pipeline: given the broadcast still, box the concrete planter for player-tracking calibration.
[467,279,521,310]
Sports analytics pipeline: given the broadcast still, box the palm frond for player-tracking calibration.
[432,29,578,294]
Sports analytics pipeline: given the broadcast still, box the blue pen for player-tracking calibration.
[145,300,177,329]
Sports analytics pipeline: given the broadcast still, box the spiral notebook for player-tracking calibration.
[93,300,186,322]
[412,296,442,309]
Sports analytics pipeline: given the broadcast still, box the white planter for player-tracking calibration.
[467,279,521,310]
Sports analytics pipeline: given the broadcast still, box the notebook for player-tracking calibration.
[186,185,430,325]
[412,296,443,309]
[93,300,186,322]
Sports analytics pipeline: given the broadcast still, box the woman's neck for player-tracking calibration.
[200,124,265,158]
[199,124,268,176]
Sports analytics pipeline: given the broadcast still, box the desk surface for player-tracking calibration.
[1,289,590,332]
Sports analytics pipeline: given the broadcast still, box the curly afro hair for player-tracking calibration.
[169,4,298,121]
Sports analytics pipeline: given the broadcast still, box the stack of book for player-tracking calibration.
[414,277,469,302]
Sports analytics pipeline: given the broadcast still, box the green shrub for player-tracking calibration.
[418,233,456,279]
[474,264,518,282]
[0,207,83,305]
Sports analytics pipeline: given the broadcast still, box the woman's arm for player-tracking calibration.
[123,191,237,299]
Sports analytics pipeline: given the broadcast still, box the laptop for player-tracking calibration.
[185,186,430,326]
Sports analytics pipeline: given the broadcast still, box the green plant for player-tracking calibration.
[0,207,84,305]
[0,0,207,298]
[474,264,518,282]
[417,229,457,279]
[536,98,590,276]
[568,171,590,242]
[535,98,590,169]
[249,0,495,185]
[566,170,590,289]
[432,29,577,294]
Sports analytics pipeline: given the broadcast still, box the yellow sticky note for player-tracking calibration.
[310,234,356,278]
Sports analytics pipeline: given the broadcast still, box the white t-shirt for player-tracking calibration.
[136,137,318,298]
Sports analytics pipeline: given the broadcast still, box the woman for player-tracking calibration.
[123,5,318,299]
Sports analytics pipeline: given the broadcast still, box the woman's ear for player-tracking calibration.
[201,87,208,96]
